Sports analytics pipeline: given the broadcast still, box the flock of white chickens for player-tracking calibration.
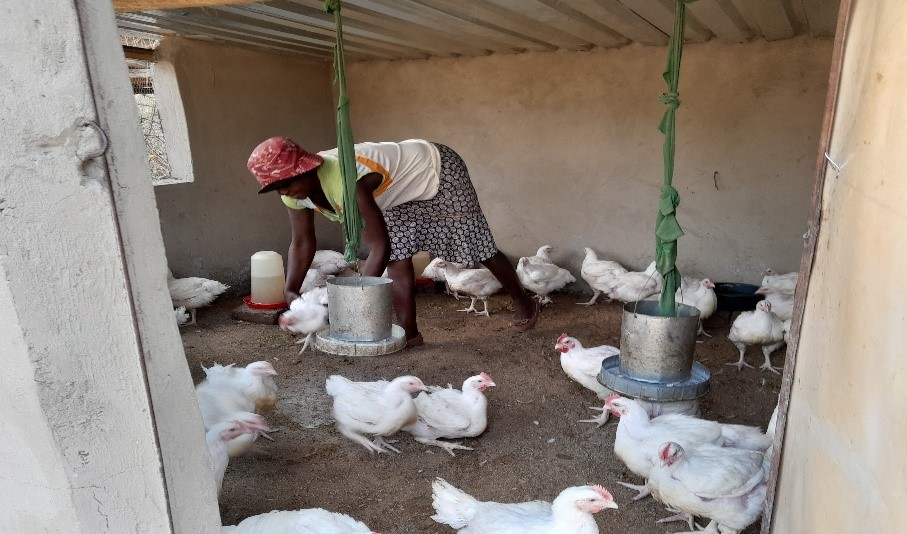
[166,246,799,533]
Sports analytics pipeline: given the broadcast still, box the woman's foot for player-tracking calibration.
[512,299,540,332]
[405,333,424,348]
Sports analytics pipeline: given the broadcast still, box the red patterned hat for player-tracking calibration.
[248,136,324,193]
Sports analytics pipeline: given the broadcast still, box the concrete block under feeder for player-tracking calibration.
[231,296,287,325]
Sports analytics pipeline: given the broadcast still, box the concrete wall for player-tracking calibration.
[153,38,342,290]
[0,0,219,530]
[773,1,907,531]
[346,37,832,285]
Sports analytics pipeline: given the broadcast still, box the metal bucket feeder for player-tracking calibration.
[599,300,710,403]
[315,276,406,356]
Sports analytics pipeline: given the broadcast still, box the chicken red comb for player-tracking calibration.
[604,393,621,404]
[660,442,675,461]
[591,485,613,501]
[557,333,569,343]
[480,372,494,382]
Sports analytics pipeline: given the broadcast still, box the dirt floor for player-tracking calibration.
[182,291,781,533]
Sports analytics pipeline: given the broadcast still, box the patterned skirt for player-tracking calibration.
[383,143,498,264]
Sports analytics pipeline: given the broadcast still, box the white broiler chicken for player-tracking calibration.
[577,247,627,306]
[225,508,375,533]
[431,478,618,534]
[279,295,329,354]
[206,420,258,497]
[422,258,471,298]
[727,300,786,373]
[223,412,273,457]
[755,286,793,321]
[196,380,274,456]
[403,373,496,456]
[607,261,663,303]
[516,257,575,305]
[523,245,555,265]
[557,335,698,426]
[299,268,329,293]
[782,318,792,345]
[647,441,768,534]
[676,277,718,336]
[605,395,771,501]
[326,374,426,454]
[761,268,798,295]
[439,261,503,316]
[167,269,229,325]
[554,334,618,401]
[311,250,349,275]
[201,361,279,413]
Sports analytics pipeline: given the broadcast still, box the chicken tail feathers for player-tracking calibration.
[430,478,476,528]
[722,424,774,451]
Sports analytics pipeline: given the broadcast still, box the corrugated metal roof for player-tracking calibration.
[116,0,841,61]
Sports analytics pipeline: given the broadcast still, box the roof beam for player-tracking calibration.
[564,0,669,46]
[797,0,839,37]
[282,0,490,56]
[335,0,551,53]
[114,0,250,14]
[727,0,795,40]
[617,0,712,42]
[217,4,432,59]
[687,0,754,42]
[481,0,628,48]
[116,13,339,59]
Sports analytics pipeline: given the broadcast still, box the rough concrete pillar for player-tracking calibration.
[0,0,220,531]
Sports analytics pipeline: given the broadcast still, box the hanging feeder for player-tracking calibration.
[313,0,403,356]
[600,0,709,404]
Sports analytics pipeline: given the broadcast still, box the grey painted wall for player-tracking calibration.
[153,38,343,292]
[345,36,833,287]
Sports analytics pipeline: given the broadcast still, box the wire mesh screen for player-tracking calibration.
[130,61,173,182]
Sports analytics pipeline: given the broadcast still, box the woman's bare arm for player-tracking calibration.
[356,173,391,276]
[285,207,316,303]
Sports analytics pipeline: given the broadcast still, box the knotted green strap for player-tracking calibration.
[325,0,362,263]
[655,0,696,316]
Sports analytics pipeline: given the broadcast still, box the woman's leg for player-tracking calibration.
[387,257,419,341]
[481,250,536,321]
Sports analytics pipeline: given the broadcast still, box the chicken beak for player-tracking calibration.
[267,368,278,376]
[604,500,618,509]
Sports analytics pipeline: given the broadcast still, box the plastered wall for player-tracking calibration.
[153,38,342,290]
[772,1,907,531]
[346,37,833,285]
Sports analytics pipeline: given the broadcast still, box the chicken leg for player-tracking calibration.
[760,342,785,374]
[616,480,650,500]
[577,406,611,427]
[295,333,315,355]
[188,308,198,326]
[726,342,755,371]
[457,297,478,314]
[372,436,401,454]
[656,508,696,530]
[336,425,387,454]
[577,290,602,306]
[476,297,491,317]
[415,438,475,456]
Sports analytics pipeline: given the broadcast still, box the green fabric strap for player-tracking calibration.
[655,0,695,316]
[325,0,362,263]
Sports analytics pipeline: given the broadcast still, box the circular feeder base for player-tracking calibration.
[315,324,406,357]
[598,355,710,402]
